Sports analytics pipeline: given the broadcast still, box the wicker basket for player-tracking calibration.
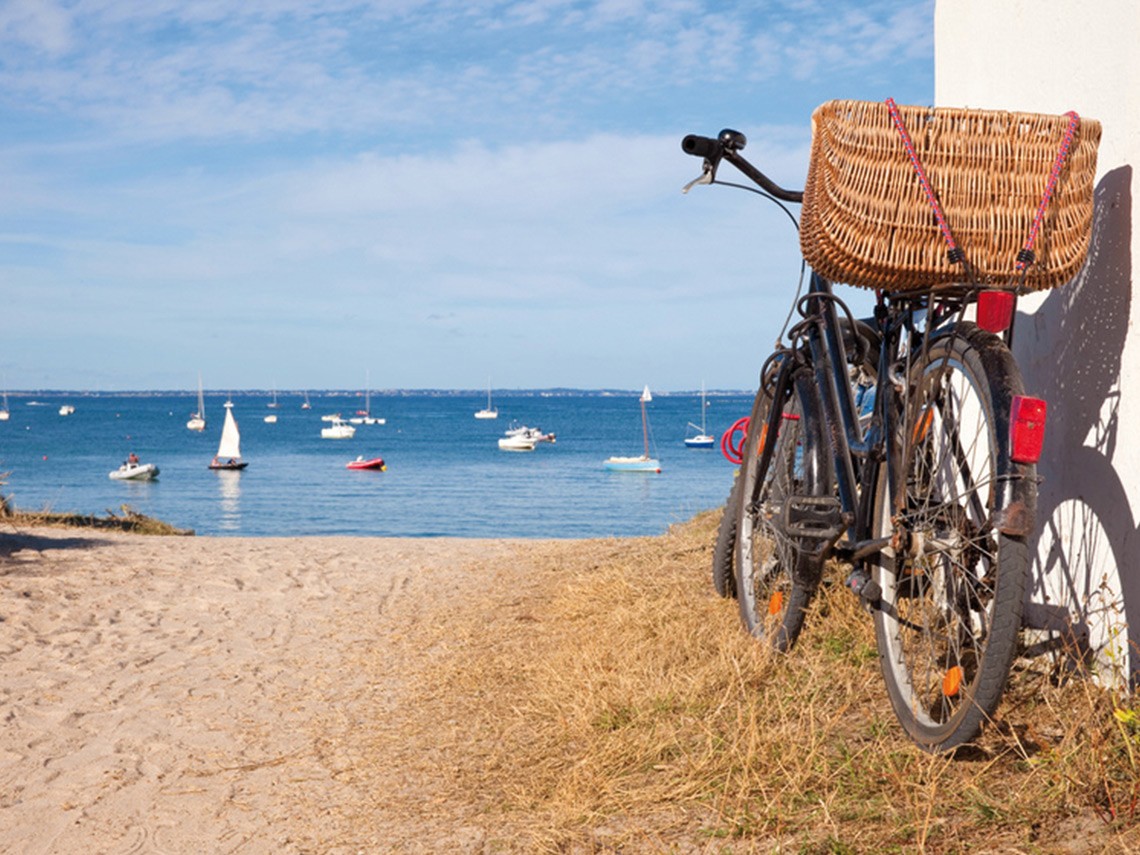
[800,99,1101,292]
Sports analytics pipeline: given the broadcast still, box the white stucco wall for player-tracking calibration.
[936,0,1140,682]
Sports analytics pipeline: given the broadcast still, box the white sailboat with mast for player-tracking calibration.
[187,374,206,431]
[684,381,715,448]
[0,389,9,421]
[474,378,498,419]
[209,399,248,470]
[349,371,385,424]
[604,385,661,472]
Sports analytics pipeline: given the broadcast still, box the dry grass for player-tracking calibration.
[341,511,1140,853]
[1,500,193,535]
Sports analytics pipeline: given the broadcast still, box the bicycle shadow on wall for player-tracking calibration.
[1013,165,1136,686]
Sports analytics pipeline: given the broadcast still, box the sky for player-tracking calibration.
[0,0,934,392]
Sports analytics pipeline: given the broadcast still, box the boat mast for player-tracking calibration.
[640,385,651,459]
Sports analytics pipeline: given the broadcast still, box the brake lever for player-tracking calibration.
[681,161,716,194]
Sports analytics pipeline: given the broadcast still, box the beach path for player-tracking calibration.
[0,526,524,853]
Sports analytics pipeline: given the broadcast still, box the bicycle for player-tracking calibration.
[682,100,1097,752]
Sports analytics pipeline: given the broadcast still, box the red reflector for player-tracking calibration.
[977,290,1016,333]
[1010,395,1046,464]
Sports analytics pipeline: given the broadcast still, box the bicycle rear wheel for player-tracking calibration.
[871,324,1030,751]
[734,372,830,651]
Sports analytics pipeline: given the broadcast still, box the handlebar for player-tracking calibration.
[681,129,804,203]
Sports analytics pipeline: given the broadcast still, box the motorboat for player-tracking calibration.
[109,461,159,481]
[346,455,386,471]
[498,434,536,451]
[209,400,249,470]
[59,404,75,416]
[264,413,278,424]
[321,417,355,439]
[604,386,661,472]
[504,424,556,444]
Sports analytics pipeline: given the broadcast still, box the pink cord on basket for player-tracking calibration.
[1017,110,1080,271]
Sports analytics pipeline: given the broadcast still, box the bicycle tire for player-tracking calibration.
[733,371,831,650]
[714,319,878,601]
[712,472,742,598]
[871,323,1030,752]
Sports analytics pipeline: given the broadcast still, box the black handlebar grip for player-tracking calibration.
[682,134,722,159]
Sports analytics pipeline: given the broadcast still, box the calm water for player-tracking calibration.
[0,392,754,538]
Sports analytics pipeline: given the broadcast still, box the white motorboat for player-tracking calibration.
[321,417,356,439]
[505,424,556,443]
[264,413,278,424]
[109,460,159,481]
[59,404,75,416]
[498,434,536,451]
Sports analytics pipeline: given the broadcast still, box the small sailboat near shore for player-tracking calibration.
[604,386,661,473]
[209,400,248,470]
[0,390,9,421]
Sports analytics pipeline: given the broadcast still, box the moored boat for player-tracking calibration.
[604,385,661,473]
[346,455,386,470]
[187,373,206,431]
[684,381,715,448]
[498,434,536,451]
[475,379,498,419]
[321,417,356,439]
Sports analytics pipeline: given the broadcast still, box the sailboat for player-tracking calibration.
[187,374,206,431]
[0,390,9,421]
[474,379,498,419]
[301,391,312,410]
[349,372,385,424]
[684,381,716,448]
[604,385,661,472]
[209,400,248,470]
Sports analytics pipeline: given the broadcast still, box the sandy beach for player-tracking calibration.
[0,525,536,853]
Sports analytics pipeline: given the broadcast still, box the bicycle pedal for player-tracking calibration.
[784,496,843,540]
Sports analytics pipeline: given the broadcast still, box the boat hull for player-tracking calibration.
[603,456,661,473]
[346,457,386,470]
[209,461,248,471]
[498,437,536,451]
[684,435,716,448]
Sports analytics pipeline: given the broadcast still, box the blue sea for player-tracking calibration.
[0,391,754,538]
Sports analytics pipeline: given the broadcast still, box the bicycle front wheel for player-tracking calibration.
[734,373,829,651]
[871,325,1030,752]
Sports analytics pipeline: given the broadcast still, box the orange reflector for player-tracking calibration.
[912,407,934,444]
[1010,395,1047,464]
[756,423,769,458]
[942,666,963,697]
[767,591,784,615]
